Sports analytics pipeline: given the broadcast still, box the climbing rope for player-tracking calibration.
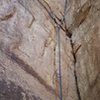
[57,1,67,100]
[57,1,68,100]
[57,25,63,100]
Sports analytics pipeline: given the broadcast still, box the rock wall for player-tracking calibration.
[0,0,100,100]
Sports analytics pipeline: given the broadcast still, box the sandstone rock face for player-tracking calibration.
[0,0,100,100]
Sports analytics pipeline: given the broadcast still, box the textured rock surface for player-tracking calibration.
[0,0,100,100]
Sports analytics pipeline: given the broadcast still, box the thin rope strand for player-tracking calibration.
[57,25,63,100]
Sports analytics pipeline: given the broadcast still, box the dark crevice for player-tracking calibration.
[61,0,82,99]
[69,39,81,100]
[64,0,81,92]
[65,26,72,38]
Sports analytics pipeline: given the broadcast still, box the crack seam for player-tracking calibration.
[70,39,81,100]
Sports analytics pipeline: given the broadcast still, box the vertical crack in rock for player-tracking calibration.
[67,2,92,99]
[63,1,81,99]
[64,19,81,100]
[70,39,81,100]
[63,1,81,98]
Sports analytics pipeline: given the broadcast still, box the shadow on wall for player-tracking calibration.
[0,80,42,100]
